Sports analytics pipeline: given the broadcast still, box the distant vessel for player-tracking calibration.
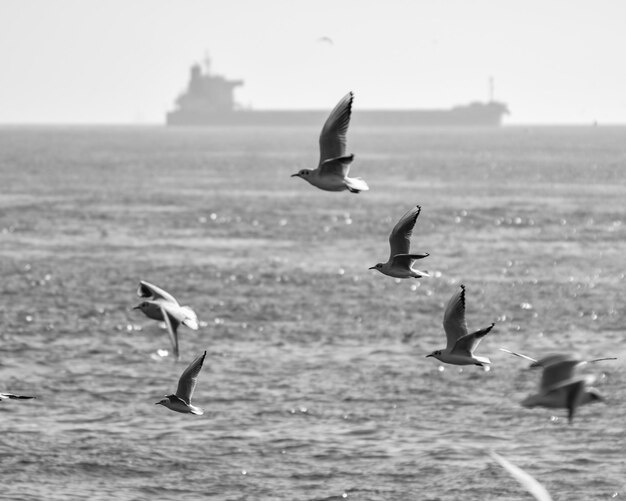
[166,58,509,127]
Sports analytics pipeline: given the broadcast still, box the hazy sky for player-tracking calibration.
[1,0,625,124]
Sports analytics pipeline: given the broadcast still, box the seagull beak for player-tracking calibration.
[291,173,300,178]
[132,305,141,310]
[425,354,433,358]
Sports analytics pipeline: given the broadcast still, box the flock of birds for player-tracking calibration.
[3,91,617,500]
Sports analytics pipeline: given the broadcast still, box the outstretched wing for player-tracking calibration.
[388,205,422,258]
[451,323,494,356]
[160,305,180,360]
[499,348,538,363]
[318,154,354,177]
[535,358,580,392]
[489,451,553,501]
[0,393,36,401]
[442,284,468,349]
[175,351,207,403]
[318,92,353,165]
[137,281,178,305]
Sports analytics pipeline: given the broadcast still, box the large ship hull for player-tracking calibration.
[166,102,509,127]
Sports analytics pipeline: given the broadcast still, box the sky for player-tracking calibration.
[1,0,625,124]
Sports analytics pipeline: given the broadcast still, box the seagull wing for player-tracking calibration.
[442,284,469,349]
[318,92,353,165]
[537,359,580,392]
[490,452,553,501]
[0,393,35,401]
[451,323,494,356]
[160,305,180,360]
[390,253,430,268]
[137,281,179,305]
[388,205,422,258]
[499,348,538,363]
[175,351,207,404]
[318,155,353,177]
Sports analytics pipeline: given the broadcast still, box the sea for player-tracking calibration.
[0,124,624,500]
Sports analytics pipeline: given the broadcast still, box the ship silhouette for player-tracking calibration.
[166,57,509,127]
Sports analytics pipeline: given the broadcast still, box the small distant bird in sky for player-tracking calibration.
[502,351,612,423]
[291,91,369,193]
[155,351,206,415]
[133,280,199,360]
[369,205,429,278]
[0,392,35,402]
[489,451,553,501]
[317,36,334,45]
[426,285,495,366]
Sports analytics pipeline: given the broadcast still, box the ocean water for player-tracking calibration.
[0,125,625,500]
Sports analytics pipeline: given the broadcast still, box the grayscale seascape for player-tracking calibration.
[1,125,625,500]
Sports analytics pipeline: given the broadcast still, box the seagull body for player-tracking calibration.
[156,351,206,415]
[516,354,606,423]
[0,393,35,402]
[426,285,495,366]
[370,205,429,278]
[291,92,369,193]
[133,280,199,359]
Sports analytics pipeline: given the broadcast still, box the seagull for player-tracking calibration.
[0,393,35,402]
[499,348,616,366]
[489,451,553,501]
[291,91,369,193]
[155,351,206,415]
[503,352,612,423]
[426,284,495,366]
[369,205,429,278]
[133,280,199,359]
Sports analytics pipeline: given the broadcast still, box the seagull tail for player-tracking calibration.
[344,176,369,193]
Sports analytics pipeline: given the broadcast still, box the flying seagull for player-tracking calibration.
[369,204,430,278]
[503,352,611,423]
[426,284,495,366]
[133,280,199,359]
[489,451,553,501]
[291,91,369,193]
[155,351,207,415]
[0,392,35,402]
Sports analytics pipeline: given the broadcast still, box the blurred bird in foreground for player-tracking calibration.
[489,451,552,501]
[369,205,429,278]
[291,91,369,193]
[133,280,199,359]
[426,284,495,366]
[501,350,614,423]
[155,351,206,415]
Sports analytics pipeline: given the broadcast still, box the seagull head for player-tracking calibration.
[369,263,384,273]
[426,350,443,359]
[155,397,169,407]
[291,169,312,179]
[132,301,149,312]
